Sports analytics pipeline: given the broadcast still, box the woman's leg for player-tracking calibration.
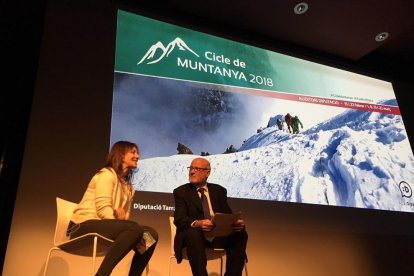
[70,219,143,276]
[128,226,159,276]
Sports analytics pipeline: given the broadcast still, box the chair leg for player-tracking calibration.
[145,263,149,276]
[219,256,223,276]
[91,236,98,276]
[168,256,176,276]
[168,255,176,276]
[43,247,58,276]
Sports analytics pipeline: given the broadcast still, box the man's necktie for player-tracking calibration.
[198,188,211,219]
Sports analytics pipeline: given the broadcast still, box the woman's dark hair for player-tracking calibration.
[105,141,138,180]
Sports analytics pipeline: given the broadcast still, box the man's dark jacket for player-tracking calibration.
[173,182,233,263]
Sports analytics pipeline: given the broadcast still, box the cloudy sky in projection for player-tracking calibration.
[111,73,343,158]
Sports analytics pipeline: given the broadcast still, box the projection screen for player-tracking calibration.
[112,9,414,213]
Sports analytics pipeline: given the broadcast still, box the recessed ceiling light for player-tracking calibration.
[294,2,309,15]
[375,32,389,42]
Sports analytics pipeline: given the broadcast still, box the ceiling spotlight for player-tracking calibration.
[294,2,309,15]
[375,32,389,42]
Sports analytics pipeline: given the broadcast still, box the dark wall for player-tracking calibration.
[393,80,414,150]
[0,0,47,271]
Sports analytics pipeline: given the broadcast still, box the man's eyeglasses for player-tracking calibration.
[187,166,210,172]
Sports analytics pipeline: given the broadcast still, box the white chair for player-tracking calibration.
[167,217,248,276]
[43,197,149,276]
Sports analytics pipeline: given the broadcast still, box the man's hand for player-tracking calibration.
[195,219,214,232]
[232,218,245,232]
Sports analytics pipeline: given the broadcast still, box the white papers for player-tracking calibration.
[137,231,156,254]
[206,212,242,237]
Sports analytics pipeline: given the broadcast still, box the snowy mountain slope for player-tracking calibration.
[133,103,414,212]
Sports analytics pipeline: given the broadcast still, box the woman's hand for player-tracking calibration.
[136,237,146,252]
[114,208,126,220]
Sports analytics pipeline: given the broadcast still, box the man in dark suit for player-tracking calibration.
[173,157,248,276]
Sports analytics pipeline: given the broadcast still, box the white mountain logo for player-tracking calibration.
[137,37,199,65]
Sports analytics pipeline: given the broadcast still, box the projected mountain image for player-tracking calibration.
[132,101,414,212]
[111,74,259,158]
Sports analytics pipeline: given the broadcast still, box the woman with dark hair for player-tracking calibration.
[69,141,158,276]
